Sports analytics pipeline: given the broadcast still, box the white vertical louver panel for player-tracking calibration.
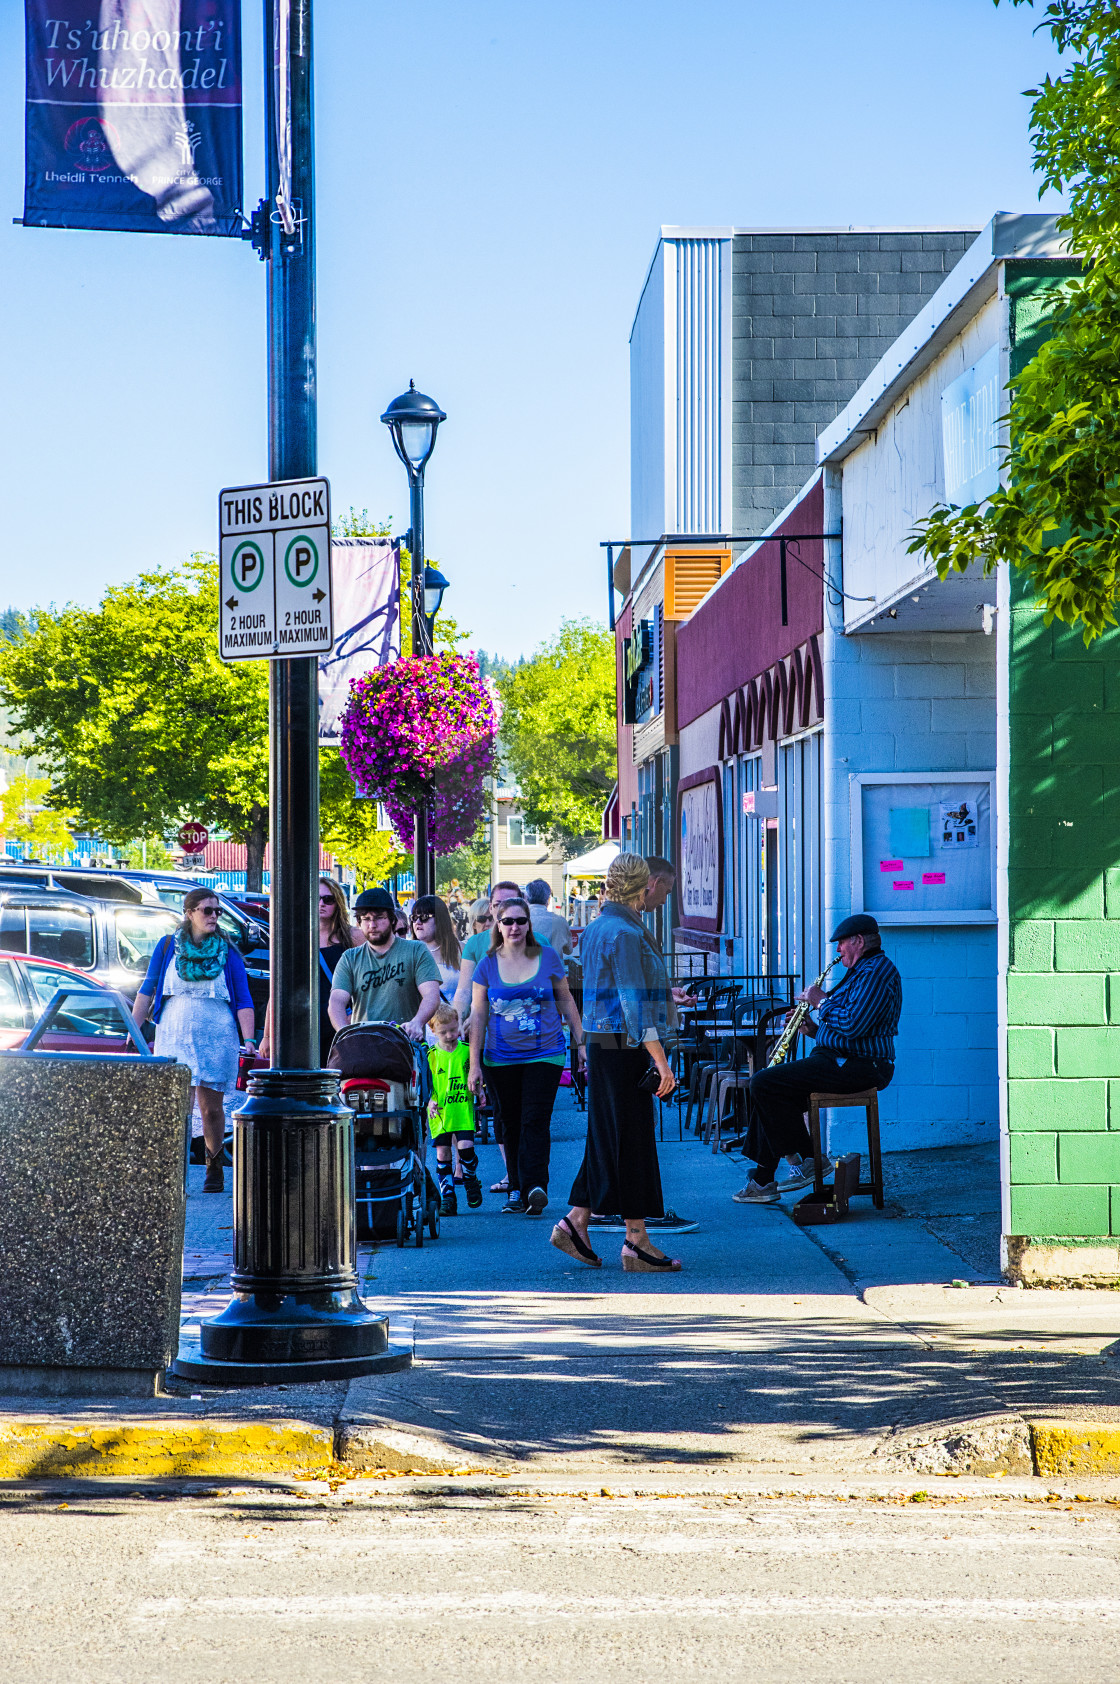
[672,238,725,535]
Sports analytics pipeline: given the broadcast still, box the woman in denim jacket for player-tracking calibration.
[550,853,681,1273]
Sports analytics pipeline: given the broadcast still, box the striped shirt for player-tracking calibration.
[814,949,902,1062]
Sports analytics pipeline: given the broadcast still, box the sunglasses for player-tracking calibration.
[197,906,219,916]
[319,894,335,904]
[499,916,528,928]
[411,912,434,922]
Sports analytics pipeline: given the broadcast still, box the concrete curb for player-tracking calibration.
[0,1419,334,1480]
[3,1413,1120,1482]
[1031,1421,1120,1477]
[338,1422,504,1475]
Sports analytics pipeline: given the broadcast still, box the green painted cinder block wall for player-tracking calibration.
[1006,260,1120,1241]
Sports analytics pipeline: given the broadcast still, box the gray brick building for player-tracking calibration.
[615,222,980,882]
[731,229,979,533]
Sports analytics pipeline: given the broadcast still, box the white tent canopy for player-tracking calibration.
[562,841,619,881]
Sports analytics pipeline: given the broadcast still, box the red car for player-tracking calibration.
[0,953,139,1054]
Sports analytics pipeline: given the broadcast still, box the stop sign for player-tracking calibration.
[178,821,209,852]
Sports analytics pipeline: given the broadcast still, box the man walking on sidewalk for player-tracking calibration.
[736,914,901,1204]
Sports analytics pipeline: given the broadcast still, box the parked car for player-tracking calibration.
[0,884,180,1002]
[0,951,139,1053]
[0,871,270,1034]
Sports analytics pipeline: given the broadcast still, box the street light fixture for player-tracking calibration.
[381,381,447,897]
[422,564,450,624]
[381,380,445,482]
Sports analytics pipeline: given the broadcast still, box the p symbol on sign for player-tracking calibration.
[284,533,319,587]
[232,540,264,592]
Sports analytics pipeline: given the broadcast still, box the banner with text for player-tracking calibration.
[318,539,401,746]
[24,1,242,236]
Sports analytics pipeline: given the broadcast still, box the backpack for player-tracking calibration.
[327,1020,416,1082]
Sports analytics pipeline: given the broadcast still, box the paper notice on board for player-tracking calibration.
[939,799,978,849]
[889,807,930,858]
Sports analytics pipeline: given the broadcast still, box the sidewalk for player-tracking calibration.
[3,1088,1120,1483]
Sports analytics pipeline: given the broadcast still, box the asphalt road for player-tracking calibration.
[3,1480,1120,1682]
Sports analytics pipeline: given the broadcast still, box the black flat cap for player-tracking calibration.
[830,913,880,942]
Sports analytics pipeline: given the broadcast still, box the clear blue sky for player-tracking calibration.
[0,0,1064,660]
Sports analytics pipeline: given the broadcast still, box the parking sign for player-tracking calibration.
[218,477,333,661]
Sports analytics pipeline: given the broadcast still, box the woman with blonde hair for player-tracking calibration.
[551,852,681,1272]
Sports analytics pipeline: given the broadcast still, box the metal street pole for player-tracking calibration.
[182,0,398,1385]
[409,476,432,898]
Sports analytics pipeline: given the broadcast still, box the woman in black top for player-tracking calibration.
[260,876,361,1066]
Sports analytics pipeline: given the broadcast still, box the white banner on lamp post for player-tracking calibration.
[318,538,401,746]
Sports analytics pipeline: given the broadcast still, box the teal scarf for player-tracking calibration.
[174,929,228,982]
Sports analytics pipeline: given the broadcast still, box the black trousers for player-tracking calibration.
[485,1060,563,1195]
[569,1044,664,1221]
[748,1049,894,1184]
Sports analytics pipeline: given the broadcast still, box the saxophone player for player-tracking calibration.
[734,915,902,1205]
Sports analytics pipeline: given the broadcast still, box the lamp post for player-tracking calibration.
[177,0,399,1386]
[381,382,446,897]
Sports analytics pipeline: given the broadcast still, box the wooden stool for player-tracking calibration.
[807,1089,884,1209]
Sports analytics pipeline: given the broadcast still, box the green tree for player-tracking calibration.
[318,750,410,887]
[498,619,617,851]
[910,0,1120,640]
[121,836,176,870]
[0,774,75,858]
[436,812,493,896]
[0,556,272,888]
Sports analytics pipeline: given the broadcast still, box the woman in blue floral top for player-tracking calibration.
[468,896,586,1216]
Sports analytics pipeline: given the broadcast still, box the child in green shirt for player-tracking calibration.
[428,1003,481,1215]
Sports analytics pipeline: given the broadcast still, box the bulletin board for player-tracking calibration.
[850,772,995,926]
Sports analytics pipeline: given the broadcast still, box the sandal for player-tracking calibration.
[549,1216,602,1268]
[490,1178,509,1193]
[621,1242,681,1273]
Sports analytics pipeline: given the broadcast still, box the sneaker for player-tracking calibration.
[463,1174,483,1210]
[731,1179,781,1204]
[778,1156,814,1192]
[525,1186,548,1216]
[502,1195,527,1214]
[440,1190,458,1216]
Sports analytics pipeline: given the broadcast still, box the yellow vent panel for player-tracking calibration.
[663,548,731,620]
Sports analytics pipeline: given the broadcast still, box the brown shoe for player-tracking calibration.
[203,1149,225,1193]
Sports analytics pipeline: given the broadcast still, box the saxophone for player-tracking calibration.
[767,957,839,1067]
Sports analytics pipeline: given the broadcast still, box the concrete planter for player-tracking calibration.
[0,1052,191,1397]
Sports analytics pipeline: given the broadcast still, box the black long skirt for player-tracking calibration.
[568,1043,664,1220]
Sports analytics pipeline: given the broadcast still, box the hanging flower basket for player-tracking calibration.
[339,652,499,855]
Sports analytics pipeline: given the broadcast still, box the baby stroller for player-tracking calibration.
[328,1021,441,1248]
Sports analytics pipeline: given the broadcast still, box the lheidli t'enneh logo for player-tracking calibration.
[63,116,119,172]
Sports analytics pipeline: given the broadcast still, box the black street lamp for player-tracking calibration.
[177,0,400,1388]
[422,564,451,642]
[381,382,446,897]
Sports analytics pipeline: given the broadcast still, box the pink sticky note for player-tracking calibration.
[880,859,904,872]
[922,872,946,885]
[892,880,915,891]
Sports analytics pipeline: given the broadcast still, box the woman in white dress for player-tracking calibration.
[133,886,256,1192]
